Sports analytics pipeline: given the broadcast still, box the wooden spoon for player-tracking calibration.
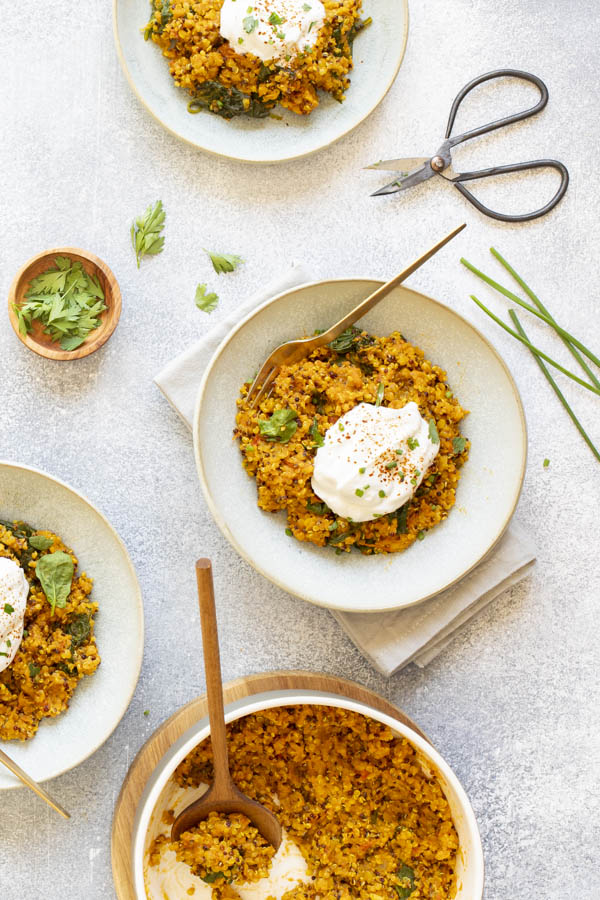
[171,559,282,848]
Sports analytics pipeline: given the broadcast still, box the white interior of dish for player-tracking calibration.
[113,0,408,162]
[132,692,484,899]
[194,279,527,613]
[0,462,143,788]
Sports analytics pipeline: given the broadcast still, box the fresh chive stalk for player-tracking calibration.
[461,257,600,372]
[509,310,600,463]
[470,295,600,396]
[490,248,600,391]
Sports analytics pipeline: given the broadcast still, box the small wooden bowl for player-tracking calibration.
[8,247,122,361]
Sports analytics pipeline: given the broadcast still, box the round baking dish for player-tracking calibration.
[131,690,484,899]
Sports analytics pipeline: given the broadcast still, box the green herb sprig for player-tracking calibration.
[14,257,107,351]
[195,284,219,314]
[258,409,298,443]
[205,250,244,274]
[131,200,166,268]
[462,250,600,462]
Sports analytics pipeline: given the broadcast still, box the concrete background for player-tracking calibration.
[1,0,599,897]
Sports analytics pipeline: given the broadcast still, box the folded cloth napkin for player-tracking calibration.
[155,264,536,677]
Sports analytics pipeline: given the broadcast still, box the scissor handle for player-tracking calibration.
[447,159,569,222]
[445,69,549,148]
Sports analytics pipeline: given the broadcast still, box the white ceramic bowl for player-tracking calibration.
[113,0,409,163]
[132,691,484,899]
[194,279,527,613]
[0,462,143,788]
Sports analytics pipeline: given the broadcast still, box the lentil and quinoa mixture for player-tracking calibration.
[234,328,470,554]
[0,519,100,741]
[144,1,370,118]
[149,706,458,898]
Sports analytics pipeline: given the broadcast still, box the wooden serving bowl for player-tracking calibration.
[8,247,122,361]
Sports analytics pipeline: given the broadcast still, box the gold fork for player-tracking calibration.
[247,223,466,407]
[0,747,70,819]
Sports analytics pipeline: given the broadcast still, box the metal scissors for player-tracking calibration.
[368,68,569,222]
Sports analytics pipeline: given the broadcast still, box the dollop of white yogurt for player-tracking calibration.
[220,0,326,63]
[0,557,29,673]
[311,402,440,522]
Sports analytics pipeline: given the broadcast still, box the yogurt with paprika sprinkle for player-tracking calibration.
[311,402,440,522]
[220,0,326,63]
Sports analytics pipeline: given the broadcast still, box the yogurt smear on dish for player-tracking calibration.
[220,0,326,63]
[312,402,440,522]
[0,557,29,673]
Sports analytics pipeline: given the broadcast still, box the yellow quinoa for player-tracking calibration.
[0,520,100,741]
[165,706,458,899]
[172,811,275,894]
[235,329,470,554]
[145,0,369,117]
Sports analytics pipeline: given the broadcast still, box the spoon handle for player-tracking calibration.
[195,559,233,794]
[0,747,70,819]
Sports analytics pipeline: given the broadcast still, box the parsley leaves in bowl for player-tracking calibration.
[8,248,121,360]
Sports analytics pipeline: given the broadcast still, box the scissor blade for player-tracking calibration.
[371,162,435,197]
[365,157,429,172]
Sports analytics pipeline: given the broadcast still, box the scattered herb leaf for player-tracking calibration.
[3,603,14,614]
[131,200,165,268]
[453,436,467,454]
[543,458,550,468]
[375,383,385,407]
[243,15,258,32]
[309,418,324,447]
[258,409,298,443]
[28,663,40,679]
[195,284,219,314]
[428,420,440,444]
[205,250,244,274]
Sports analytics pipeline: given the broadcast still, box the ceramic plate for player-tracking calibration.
[0,462,143,789]
[194,280,527,613]
[113,0,409,163]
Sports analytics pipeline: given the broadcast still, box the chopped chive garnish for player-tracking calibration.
[385,461,397,470]
[445,389,453,398]
[285,528,293,536]
[355,488,364,497]
[375,383,385,407]
[359,467,366,474]
[407,437,419,451]
[543,458,550,468]
[417,531,426,541]
[378,490,386,498]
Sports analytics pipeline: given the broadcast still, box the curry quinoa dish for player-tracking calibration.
[146,705,459,898]
[144,0,371,119]
[234,328,470,555]
[0,519,100,741]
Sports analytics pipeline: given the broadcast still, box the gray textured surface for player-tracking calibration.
[0,1,599,898]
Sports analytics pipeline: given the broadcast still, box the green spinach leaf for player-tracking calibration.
[65,613,91,648]
[35,551,74,614]
[395,863,416,899]
[29,535,54,551]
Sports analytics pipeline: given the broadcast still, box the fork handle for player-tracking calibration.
[317,224,466,344]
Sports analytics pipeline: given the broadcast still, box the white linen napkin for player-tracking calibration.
[154,264,536,677]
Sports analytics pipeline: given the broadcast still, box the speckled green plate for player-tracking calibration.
[113,0,409,163]
[0,463,144,789]
[194,279,527,613]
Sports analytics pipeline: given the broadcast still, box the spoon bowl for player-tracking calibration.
[170,559,282,849]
